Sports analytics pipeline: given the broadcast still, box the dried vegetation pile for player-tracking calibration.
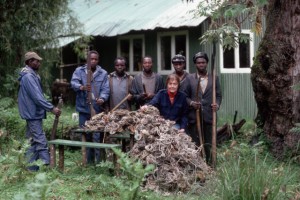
[85,106,211,192]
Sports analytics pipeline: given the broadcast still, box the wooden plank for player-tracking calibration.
[109,134,130,139]
[58,145,64,171]
[82,132,87,167]
[73,129,101,134]
[48,139,121,149]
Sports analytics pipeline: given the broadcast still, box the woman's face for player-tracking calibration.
[167,79,179,93]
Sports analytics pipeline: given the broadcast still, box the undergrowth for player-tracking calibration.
[1,97,300,199]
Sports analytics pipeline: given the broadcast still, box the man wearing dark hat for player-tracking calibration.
[18,51,61,171]
[171,54,189,92]
[185,52,222,164]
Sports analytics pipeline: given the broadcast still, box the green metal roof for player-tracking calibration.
[59,0,205,46]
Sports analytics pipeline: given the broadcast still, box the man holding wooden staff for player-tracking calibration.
[18,51,61,171]
[185,52,222,164]
[107,57,133,111]
[71,50,109,164]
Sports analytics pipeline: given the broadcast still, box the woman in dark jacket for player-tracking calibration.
[141,74,188,133]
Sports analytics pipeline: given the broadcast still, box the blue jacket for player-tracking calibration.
[148,89,188,130]
[18,66,54,120]
[71,65,110,114]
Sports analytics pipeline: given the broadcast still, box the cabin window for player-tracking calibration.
[157,31,189,75]
[220,30,254,73]
[118,35,145,74]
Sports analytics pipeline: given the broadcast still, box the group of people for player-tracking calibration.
[18,50,222,171]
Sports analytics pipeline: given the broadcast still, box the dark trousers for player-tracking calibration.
[187,122,213,164]
[79,112,104,164]
[25,119,50,171]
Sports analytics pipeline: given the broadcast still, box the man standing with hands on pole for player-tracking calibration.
[108,57,133,111]
[131,56,164,108]
[185,52,222,164]
[18,51,61,171]
[71,50,109,164]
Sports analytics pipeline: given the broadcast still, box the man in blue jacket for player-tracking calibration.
[71,50,109,164]
[18,51,61,171]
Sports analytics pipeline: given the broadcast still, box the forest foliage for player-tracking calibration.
[0,0,84,98]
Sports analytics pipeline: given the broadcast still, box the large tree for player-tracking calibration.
[251,0,300,158]
[0,0,82,97]
[195,0,300,158]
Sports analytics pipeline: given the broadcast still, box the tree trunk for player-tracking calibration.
[251,0,300,158]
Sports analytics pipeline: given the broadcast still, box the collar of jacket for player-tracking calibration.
[81,64,103,74]
[110,71,130,78]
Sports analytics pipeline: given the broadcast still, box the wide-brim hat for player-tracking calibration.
[25,51,42,61]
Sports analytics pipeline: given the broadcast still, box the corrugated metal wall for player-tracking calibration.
[193,17,265,120]
[218,73,257,121]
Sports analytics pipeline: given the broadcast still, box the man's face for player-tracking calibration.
[195,58,208,73]
[115,59,126,75]
[142,57,153,73]
[29,59,41,71]
[90,53,99,68]
[173,62,185,73]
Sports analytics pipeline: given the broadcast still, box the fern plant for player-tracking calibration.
[95,149,155,200]
[13,173,59,200]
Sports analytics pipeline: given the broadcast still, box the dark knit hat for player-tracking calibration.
[171,54,185,63]
[193,52,209,63]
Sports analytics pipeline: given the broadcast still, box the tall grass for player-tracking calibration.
[1,98,300,199]
[217,142,298,200]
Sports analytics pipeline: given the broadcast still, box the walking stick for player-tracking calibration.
[211,41,217,169]
[196,77,205,159]
[50,95,63,167]
[82,51,97,166]
[111,93,132,112]
[86,51,96,118]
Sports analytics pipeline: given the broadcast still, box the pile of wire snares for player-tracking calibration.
[85,106,211,192]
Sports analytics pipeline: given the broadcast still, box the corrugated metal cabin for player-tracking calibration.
[59,0,264,120]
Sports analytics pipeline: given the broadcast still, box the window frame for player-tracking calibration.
[219,30,254,73]
[157,31,189,75]
[117,35,145,75]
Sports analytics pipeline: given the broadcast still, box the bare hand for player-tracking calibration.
[140,105,148,112]
[140,93,148,100]
[127,94,133,101]
[211,103,219,111]
[51,107,61,116]
[190,101,201,110]
[178,129,185,134]
[146,93,155,100]
[80,85,91,92]
[96,98,104,105]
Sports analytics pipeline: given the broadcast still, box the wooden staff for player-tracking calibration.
[50,95,63,167]
[82,50,96,166]
[86,51,96,118]
[196,77,205,159]
[142,83,146,94]
[211,41,217,169]
[111,93,132,112]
